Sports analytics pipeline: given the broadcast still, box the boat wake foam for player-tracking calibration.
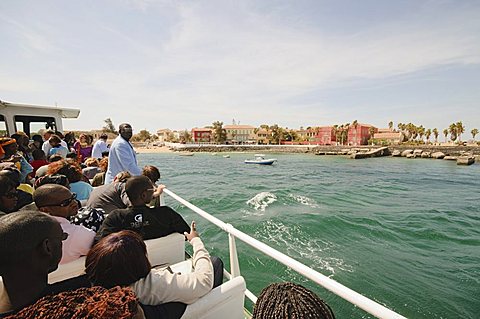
[246,192,277,212]
[256,220,354,277]
[288,193,319,208]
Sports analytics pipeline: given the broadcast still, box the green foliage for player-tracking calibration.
[179,130,192,143]
[102,118,117,134]
[212,121,226,144]
[165,131,177,142]
[471,128,478,140]
[131,129,152,142]
[269,124,284,145]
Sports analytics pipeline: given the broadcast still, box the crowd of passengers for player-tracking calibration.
[0,129,335,319]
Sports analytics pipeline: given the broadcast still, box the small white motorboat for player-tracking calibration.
[244,154,277,165]
[178,152,194,156]
[223,155,230,158]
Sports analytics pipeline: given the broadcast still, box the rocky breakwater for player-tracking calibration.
[394,148,476,166]
[349,147,390,159]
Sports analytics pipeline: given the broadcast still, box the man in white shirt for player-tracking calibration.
[34,184,95,264]
[41,130,68,156]
[91,133,110,158]
[105,123,142,184]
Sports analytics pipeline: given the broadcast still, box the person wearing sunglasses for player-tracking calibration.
[95,175,190,242]
[33,184,95,265]
[0,176,18,216]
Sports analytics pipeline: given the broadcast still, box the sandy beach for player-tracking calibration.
[135,146,174,154]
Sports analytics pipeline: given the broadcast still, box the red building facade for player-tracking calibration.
[191,128,213,143]
[347,124,376,146]
[315,126,336,145]
[312,124,376,145]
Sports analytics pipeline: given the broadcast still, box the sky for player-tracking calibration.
[1,0,480,135]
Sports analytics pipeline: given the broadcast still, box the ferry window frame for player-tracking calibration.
[0,114,6,137]
[14,115,57,137]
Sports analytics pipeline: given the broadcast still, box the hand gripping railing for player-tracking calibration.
[162,188,407,319]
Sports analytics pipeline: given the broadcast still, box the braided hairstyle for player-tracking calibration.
[6,286,139,319]
[252,282,335,319]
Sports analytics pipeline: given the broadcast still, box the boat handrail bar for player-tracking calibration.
[162,189,406,319]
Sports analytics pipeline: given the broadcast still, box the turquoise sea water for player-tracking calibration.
[138,153,480,319]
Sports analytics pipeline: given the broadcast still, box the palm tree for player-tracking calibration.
[456,121,465,142]
[449,123,458,142]
[332,125,339,145]
[342,123,350,145]
[418,125,425,143]
[352,120,358,145]
[388,121,394,131]
[368,126,376,145]
[425,129,431,144]
[433,128,439,144]
[443,129,448,143]
[179,130,191,144]
[212,121,227,144]
[471,128,479,141]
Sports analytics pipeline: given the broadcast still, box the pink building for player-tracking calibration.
[311,124,377,145]
[315,127,336,145]
[347,124,376,146]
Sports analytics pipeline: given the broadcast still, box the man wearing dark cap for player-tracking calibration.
[104,123,142,184]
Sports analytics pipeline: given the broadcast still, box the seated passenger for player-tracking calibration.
[0,211,90,316]
[29,149,49,178]
[35,154,63,179]
[0,137,33,184]
[252,282,336,319]
[86,227,214,305]
[34,185,95,264]
[82,158,101,179]
[91,157,108,187]
[142,165,164,207]
[0,167,33,210]
[95,175,189,241]
[47,159,93,201]
[6,286,142,319]
[47,135,69,158]
[86,171,131,214]
[0,176,18,216]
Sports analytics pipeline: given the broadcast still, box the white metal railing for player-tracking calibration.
[161,189,407,319]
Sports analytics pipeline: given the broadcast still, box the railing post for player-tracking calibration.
[228,231,241,277]
[159,193,165,206]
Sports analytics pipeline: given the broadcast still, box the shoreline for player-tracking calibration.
[135,144,480,155]
[134,144,480,163]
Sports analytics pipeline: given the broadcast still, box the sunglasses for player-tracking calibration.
[41,193,77,207]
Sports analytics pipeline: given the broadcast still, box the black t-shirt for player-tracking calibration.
[96,205,190,242]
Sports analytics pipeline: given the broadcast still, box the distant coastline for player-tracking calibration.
[134,143,480,159]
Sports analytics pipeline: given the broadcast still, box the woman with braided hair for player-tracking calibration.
[5,286,143,319]
[252,282,335,319]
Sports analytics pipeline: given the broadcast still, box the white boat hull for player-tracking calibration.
[244,159,276,165]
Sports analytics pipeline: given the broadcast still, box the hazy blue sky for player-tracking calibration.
[1,0,479,135]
